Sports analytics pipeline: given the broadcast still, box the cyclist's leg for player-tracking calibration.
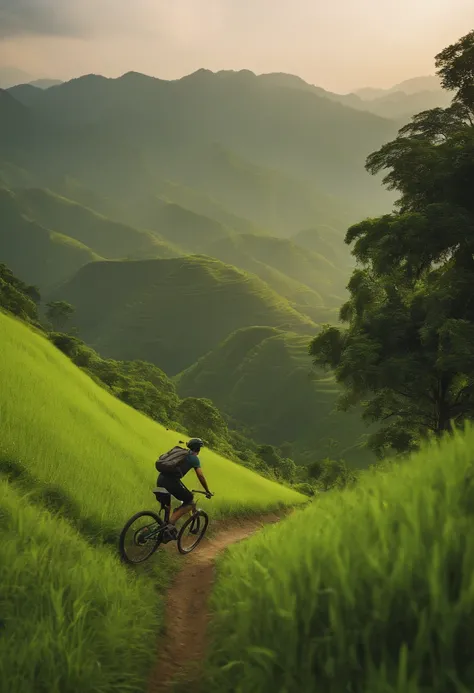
[158,474,194,527]
[168,480,194,525]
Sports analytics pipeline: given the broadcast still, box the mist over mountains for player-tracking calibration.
[0,61,443,464]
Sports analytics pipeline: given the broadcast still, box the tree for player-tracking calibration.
[178,397,229,446]
[307,458,355,491]
[310,30,474,458]
[46,301,75,331]
[0,263,40,322]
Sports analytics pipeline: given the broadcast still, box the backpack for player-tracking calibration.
[155,446,188,476]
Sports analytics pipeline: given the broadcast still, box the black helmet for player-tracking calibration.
[187,437,204,452]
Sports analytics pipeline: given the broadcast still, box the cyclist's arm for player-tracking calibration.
[195,467,210,494]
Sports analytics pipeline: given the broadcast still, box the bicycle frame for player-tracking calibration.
[144,488,207,540]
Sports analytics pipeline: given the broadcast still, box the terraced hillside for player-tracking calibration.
[52,256,316,375]
[203,233,348,318]
[177,327,371,465]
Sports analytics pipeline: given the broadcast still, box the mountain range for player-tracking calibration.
[0,65,444,464]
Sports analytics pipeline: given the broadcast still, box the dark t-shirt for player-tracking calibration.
[177,452,201,478]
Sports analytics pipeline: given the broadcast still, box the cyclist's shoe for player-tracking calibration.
[162,524,178,544]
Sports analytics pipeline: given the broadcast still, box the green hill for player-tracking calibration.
[0,187,100,290]
[13,187,179,260]
[0,310,303,692]
[51,256,316,375]
[177,327,371,465]
[204,233,347,309]
[204,426,474,692]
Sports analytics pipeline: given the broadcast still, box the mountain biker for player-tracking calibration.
[156,437,212,539]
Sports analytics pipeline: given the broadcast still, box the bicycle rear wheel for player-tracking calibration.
[177,510,209,554]
[119,510,164,564]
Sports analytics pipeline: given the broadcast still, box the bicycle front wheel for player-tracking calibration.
[177,510,209,554]
[119,510,164,564]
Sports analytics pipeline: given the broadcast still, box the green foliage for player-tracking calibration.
[311,30,474,458]
[0,262,40,323]
[178,397,229,447]
[307,457,358,491]
[204,424,474,692]
[0,310,304,691]
[178,327,372,466]
[45,300,74,330]
[48,332,179,427]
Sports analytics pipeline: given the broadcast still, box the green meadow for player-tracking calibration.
[0,311,304,693]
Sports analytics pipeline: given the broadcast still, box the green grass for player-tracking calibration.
[177,327,371,465]
[51,255,316,375]
[204,426,474,692]
[0,311,304,692]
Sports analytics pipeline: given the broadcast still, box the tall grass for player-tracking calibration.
[0,480,159,693]
[204,427,474,692]
[0,311,304,692]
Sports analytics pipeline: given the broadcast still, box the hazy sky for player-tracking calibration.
[0,0,473,92]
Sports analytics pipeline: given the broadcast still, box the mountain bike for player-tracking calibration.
[118,489,212,564]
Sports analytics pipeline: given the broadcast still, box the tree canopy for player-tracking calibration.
[310,30,474,457]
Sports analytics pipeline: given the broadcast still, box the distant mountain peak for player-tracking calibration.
[118,71,161,84]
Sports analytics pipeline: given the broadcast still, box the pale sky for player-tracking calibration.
[0,0,473,93]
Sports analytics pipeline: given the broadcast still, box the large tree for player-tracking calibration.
[310,30,474,458]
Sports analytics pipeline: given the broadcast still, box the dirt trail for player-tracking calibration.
[148,512,282,692]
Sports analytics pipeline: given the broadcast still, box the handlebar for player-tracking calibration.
[192,490,214,496]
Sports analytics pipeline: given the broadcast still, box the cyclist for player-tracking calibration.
[156,437,212,540]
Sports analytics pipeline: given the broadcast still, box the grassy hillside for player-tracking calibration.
[204,427,474,692]
[0,310,304,693]
[52,256,315,375]
[177,327,370,465]
[14,187,180,260]
[0,187,100,290]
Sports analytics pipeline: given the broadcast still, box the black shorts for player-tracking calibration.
[157,473,194,506]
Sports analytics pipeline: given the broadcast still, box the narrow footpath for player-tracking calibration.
[148,512,282,692]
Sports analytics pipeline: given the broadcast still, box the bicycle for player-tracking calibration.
[118,489,212,564]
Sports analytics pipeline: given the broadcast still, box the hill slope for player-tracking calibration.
[204,233,348,306]
[0,310,303,692]
[13,187,179,260]
[0,187,100,290]
[177,327,371,465]
[52,256,316,375]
